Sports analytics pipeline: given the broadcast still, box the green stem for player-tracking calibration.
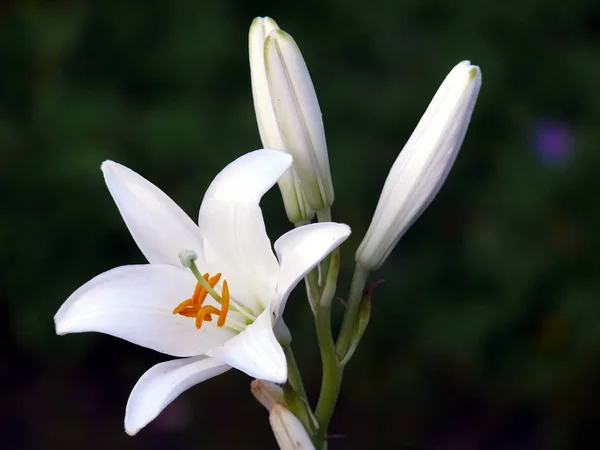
[283,345,308,401]
[313,305,341,448]
[335,263,370,362]
[304,269,320,314]
[312,249,341,449]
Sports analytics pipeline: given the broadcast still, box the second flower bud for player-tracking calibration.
[250,17,334,214]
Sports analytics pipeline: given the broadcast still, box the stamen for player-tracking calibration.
[195,305,221,329]
[172,299,194,315]
[189,262,222,303]
[173,267,233,330]
[178,309,199,318]
[191,274,209,306]
[217,280,229,327]
[195,273,222,306]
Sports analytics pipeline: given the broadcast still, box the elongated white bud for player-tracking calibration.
[250,380,285,411]
[264,28,334,211]
[249,17,314,225]
[356,61,482,271]
[269,403,315,450]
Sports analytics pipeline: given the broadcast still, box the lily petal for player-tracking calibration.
[273,222,351,316]
[55,265,235,357]
[198,149,292,312]
[102,161,205,267]
[125,356,230,435]
[206,306,286,383]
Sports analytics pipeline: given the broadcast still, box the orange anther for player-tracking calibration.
[195,305,221,329]
[175,274,231,329]
[172,298,194,315]
[208,273,222,287]
[196,272,222,306]
[191,274,209,306]
[178,308,198,318]
[217,280,229,327]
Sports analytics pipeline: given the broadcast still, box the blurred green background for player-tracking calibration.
[1,0,599,449]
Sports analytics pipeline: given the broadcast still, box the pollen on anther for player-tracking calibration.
[191,274,209,306]
[195,305,221,329]
[174,273,231,330]
[217,280,230,327]
[172,299,194,315]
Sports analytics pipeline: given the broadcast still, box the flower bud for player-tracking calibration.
[249,17,314,225]
[356,61,482,271]
[264,28,334,211]
[251,379,285,411]
[269,403,315,450]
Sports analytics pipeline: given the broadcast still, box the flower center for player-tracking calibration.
[172,272,230,329]
[175,249,257,333]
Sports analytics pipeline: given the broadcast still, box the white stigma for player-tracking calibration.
[178,249,198,268]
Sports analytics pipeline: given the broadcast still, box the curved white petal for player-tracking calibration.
[206,307,286,383]
[125,356,230,435]
[273,222,351,317]
[198,150,292,312]
[102,161,205,267]
[55,265,235,357]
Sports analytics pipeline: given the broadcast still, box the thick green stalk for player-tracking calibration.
[312,249,341,449]
[313,304,341,448]
[304,269,320,314]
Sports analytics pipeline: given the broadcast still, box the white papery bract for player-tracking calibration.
[270,403,316,450]
[250,17,315,225]
[54,149,351,435]
[356,61,482,271]
[260,20,335,212]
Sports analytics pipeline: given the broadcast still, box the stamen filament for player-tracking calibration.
[228,299,256,321]
[222,317,247,333]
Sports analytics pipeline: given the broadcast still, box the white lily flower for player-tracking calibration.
[263,24,334,212]
[270,403,316,450]
[54,149,350,435]
[356,61,482,271]
[250,17,315,225]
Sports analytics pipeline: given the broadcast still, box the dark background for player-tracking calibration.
[1,0,599,449]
